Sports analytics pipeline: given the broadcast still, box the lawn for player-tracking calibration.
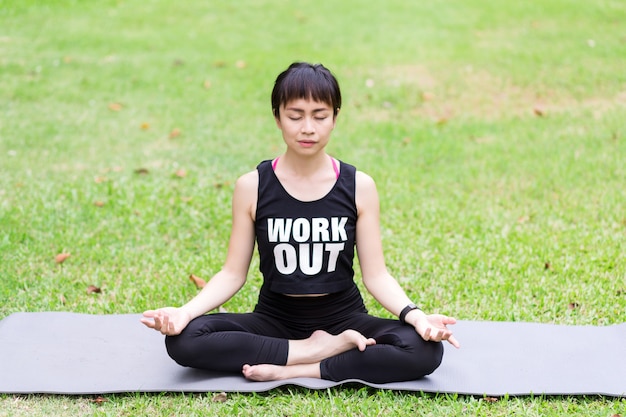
[1,0,625,415]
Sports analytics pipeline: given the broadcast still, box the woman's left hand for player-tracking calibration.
[409,311,460,348]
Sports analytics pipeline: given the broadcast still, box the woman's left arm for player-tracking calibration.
[355,171,460,348]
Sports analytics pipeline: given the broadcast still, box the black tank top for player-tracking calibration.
[255,159,358,294]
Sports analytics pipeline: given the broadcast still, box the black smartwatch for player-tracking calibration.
[399,303,420,324]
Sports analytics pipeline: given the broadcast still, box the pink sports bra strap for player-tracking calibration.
[330,156,339,179]
[271,156,340,179]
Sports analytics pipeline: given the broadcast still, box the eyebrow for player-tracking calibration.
[284,106,331,113]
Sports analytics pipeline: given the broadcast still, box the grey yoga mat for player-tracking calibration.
[0,312,624,397]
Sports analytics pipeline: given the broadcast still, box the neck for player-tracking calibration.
[278,151,331,177]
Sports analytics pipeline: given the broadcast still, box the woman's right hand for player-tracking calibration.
[140,307,192,336]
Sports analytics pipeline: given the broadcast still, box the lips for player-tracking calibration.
[298,140,316,147]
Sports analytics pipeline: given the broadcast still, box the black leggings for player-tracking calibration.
[165,286,444,383]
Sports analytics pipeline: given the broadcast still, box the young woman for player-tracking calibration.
[141,62,459,384]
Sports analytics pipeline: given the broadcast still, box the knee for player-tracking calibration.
[165,334,196,367]
[419,340,444,376]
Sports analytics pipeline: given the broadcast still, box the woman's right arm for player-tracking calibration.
[141,170,258,335]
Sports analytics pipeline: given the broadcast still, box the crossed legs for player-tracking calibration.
[242,329,376,381]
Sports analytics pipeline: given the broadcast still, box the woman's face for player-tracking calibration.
[275,98,337,155]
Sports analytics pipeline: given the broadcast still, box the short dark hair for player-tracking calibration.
[271,62,341,118]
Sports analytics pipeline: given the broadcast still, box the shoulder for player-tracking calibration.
[235,169,259,192]
[355,170,379,215]
[232,170,258,217]
[355,170,377,192]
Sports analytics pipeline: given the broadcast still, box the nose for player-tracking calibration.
[301,117,315,134]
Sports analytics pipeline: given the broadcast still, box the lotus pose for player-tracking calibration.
[141,62,459,383]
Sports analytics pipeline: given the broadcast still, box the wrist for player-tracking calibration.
[404,308,425,327]
[398,303,421,324]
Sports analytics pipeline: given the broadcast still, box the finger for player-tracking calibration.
[422,327,431,341]
[139,317,156,329]
[167,318,176,335]
[434,328,449,342]
[152,314,163,331]
[160,315,170,335]
[447,334,461,349]
[442,316,457,325]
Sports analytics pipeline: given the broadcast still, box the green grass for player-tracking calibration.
[1,0,625,415]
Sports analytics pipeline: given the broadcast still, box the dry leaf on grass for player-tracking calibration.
[174,169,187,178]
[169,128,181,139]
[108,103,122,112]
[87,285,102,294]
[55,253,71,263]
[189,274,206,289]
[212,392,228,403]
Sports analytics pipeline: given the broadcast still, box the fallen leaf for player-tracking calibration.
[92,396,108,405]
[173,59,184,66]
[174,169,187,178]
[214,60,227,68]
[235,60,247,69]
[568,302,580,310]
[93,201,105,207]
[482,397,499,403]
[108,103,122,112]
[59,294,66,305]
[87,285,102,294]
[203,80,212,89]
[169,128,181,139]
[94,176,108,183]
[544,262,551,270]
[421,91,435,101]
[517,215,530,224]
[55,253,71,264]
[134,168,149,175]
[189,274,206,289]
[533,105,545,117]
[140,122,150,130]
[212,392,228,403]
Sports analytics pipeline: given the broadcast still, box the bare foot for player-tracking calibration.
[286,329,376,366]
[242,363,320,381]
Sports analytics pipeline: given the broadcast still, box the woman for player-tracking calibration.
[141,62,459,384]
